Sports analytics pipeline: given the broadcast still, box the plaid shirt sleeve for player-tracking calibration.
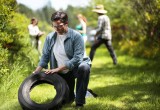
[96,16,103,33]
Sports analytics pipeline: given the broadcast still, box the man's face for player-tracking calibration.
[52,20,68,35]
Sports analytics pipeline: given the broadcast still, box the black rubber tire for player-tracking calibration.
[18,72,69,110]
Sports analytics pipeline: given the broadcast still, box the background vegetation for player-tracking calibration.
[0,0,160,109]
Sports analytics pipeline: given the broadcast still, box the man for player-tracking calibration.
[33,11,91,108]
[89,4,117,65]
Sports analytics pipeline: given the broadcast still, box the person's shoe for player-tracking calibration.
[113,60,117,65]
[75,104,83,109]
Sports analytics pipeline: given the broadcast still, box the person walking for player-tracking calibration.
[33,11,91,108]
[28,17,45,55]
[89,4,117,65]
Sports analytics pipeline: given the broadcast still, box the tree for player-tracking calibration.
[130,0,160,40]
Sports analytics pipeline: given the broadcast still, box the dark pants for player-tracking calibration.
[35,35,40,49]
[89,37,117,64]
[58,63,90,105]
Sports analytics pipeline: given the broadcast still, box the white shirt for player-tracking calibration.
[28,24,40,36]
[53,34,69,73]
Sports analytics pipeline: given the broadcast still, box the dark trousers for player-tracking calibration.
[89,37,117,64]
[58,63,90,105]
[35,35,40,49]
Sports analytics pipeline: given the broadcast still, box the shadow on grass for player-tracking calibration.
[94,82,160,98]
[88,53,160,109]
[85,103,119,110]
[90,82,160,109]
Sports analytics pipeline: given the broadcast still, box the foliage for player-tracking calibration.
[17,4,35,18]
[0,0,17,43]
[129,0,160,39]
[121,0,160,58]
[17,2,56,25]
[0,1,43,108]
[65,5,97,29]
[39,5,56,24]
[0,45,9,79]
[0,0,18,79]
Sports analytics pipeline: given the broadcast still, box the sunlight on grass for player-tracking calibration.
[30,83,56,104]
[108,100,125,109]
[89,75,123,90]
[0,99,22,110]
[117,55,147,66]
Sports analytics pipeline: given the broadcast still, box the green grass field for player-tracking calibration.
[0,45,160,110]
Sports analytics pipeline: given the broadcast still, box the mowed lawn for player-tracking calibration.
[0,45,160,110]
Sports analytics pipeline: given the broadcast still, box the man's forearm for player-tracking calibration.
[58,65,68,72]
[33,66,43,73]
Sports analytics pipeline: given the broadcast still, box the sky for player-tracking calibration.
[16,0,91,11]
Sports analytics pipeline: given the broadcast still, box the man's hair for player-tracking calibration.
[51,11,68,24]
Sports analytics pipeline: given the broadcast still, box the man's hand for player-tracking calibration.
[45,68,60,74]
[45,66,67,74]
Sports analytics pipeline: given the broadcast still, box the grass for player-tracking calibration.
[0,45,160,110]
[30,83,57,104]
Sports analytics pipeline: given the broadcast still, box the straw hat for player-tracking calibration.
[92,4,107,14]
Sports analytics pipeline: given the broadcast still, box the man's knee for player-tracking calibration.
[78,63,90,73]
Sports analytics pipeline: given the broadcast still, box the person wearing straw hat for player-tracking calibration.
[89,4,117,65]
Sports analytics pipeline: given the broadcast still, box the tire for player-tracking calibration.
[18,72,69,110]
